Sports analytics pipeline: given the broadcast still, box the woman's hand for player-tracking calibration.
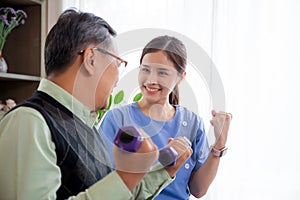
[210,110,232,149]
[164,137,193,178]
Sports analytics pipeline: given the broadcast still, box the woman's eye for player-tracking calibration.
[158,71,168,76]
[141,68,150,73]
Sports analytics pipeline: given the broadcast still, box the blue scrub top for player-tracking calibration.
[99,103,209,200]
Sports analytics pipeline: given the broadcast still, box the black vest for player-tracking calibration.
[8,91,112,199]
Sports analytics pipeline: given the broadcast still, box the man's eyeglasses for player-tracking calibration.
[79,47,128,74]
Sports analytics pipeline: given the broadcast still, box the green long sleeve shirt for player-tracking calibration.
[0,79,172,200]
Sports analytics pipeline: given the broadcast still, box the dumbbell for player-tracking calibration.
[113,126,181,166]
[159,136,191,166]
[114,125,144,152]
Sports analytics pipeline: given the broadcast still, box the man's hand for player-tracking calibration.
[114,128,158,190]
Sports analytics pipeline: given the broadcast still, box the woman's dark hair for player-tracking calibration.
[44,8,116,76]
[140,35,187,105]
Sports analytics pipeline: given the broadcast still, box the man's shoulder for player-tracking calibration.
[0,106,49,140]
[2,106,45,121]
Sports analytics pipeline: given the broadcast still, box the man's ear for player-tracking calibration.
[83,47,95,76]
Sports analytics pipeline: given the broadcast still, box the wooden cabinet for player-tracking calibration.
[0,0,47,103]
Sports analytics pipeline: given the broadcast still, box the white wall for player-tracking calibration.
[47,0,63,32]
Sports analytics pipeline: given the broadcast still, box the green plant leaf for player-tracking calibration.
[114,90,124,104]
[107,94,113,110]
[97,109,106,121]
[133,92,143,102]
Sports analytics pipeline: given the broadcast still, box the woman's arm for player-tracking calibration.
[189,110,232,198]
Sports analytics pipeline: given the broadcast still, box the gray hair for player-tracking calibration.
[44,8,116,75]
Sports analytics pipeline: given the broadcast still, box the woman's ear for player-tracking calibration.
[83,47,95,76]
[178,71,186,84]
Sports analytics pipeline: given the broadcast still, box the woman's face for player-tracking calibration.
[139,51,181,105]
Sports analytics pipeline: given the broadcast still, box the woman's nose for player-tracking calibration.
[147,70,158,83]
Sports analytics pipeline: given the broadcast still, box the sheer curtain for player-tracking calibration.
[57,0,300,199]
[210,0,300,199]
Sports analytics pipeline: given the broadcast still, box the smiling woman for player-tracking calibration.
[139,57,184,108]
[98,34,230,200]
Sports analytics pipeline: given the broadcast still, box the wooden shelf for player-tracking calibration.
[0,72,41,81]
[0,0,38,6]
[0,0,46,103]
